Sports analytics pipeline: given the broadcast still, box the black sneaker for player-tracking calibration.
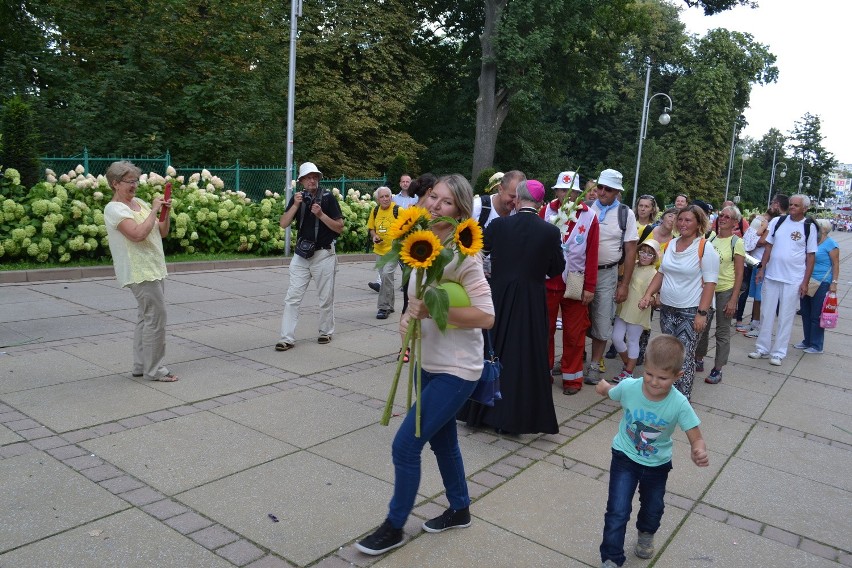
[422,507,471,533]
[355,520,404,555]
[605,344,617,359]
[368,282,381,293]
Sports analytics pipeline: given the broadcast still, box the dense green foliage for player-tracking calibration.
[0,0,836,214]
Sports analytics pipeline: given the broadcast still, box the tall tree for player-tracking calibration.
[788,112,837,194]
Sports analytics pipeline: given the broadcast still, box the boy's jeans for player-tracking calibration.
[601,448,672,565]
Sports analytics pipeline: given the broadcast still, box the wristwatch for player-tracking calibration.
[696,309,708,316]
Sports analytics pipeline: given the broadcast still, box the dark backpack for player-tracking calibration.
[638,224,654,246]
[771,214,815,241]
[477,194,492,228]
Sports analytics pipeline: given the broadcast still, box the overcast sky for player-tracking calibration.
[678,0,850,165]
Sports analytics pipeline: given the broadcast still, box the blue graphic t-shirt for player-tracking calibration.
[609,378,700,466]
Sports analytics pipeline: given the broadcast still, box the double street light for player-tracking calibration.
[768,145,787,209]
[632,62,673,209]
[800,175,812,191]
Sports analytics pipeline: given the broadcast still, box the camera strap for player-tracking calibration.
[298,190,321,243]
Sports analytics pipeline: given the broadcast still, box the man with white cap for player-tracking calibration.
[584,168,638,385]
[275,162,344,351]
[472,170,524,230]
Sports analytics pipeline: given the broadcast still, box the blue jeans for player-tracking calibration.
[601,449,672,566]
[387,370,477,528]
[800,281,830,351]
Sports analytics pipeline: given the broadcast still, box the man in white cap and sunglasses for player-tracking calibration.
[276,162,344,351]
[584,168,638,386]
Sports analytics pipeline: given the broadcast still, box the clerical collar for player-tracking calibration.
[518,206,539,214]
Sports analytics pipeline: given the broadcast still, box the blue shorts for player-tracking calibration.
[748,266,762,301]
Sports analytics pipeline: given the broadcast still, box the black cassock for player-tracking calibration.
[459,208,565,434]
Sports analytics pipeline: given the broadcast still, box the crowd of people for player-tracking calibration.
[101,160,840,568]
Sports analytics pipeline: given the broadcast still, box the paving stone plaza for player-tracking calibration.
[1,233,851,567]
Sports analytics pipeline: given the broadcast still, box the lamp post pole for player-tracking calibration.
[724,118,741,203]
[632,62,673,210]
[768,146,788,209]
[283,0,302,257]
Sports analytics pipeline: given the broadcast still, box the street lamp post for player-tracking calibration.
[283,0,303,256]
[724,118,743,203]
[632,62,673,209]
[768,146,787,209]
[800,175,812,191]
[734,150,748,204]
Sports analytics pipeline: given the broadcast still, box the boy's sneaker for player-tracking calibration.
[355,520,404,555]
[745,326,760,338]
[748,351,769,360]
[584,364,601,385]
[611,369,633,384]
[694,359,704,372]
[769,356,782,366]
[735,321,750,333]
[635,531,655,559]
[422,507,471,533]
[602,561,619,568]
[793,341,809,349]
[804,347,824,354]
[704,368,723,384]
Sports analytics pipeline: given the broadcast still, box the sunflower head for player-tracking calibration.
[400,230,443,269]
[387,206,430,241]
[453,218,484,256]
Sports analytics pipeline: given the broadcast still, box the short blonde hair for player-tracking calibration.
[105,161,141,190]
[644,334,685,375]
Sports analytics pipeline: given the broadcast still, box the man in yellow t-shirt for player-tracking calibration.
[368,186,399,319]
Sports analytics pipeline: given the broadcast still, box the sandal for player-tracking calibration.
[275,342,294,351]
[399,347,410,363]
[317,334,332,344]
[152,374,179,382]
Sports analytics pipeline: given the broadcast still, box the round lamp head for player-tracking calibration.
[779,171,786,178]
[658,112,671,126]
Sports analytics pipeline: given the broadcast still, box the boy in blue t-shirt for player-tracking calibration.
[595,334,709,567]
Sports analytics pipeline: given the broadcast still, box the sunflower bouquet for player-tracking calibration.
[376,206,484,436]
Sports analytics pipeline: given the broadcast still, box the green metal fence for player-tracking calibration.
[40,148,387,201]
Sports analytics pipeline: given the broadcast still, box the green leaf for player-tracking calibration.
[424,287,450,331]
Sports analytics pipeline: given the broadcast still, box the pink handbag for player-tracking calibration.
[820,292,838,329]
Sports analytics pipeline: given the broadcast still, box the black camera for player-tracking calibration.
[301,191,313,207]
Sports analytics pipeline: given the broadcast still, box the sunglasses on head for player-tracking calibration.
[639,194,656,201]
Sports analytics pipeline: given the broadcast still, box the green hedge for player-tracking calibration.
[0,166,376,263]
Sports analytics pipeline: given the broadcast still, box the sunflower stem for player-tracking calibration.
[380,321,416,427]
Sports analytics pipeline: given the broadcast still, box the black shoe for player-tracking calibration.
[605,344,617,359]
[355,520,404,555]
[368,282,381,292]
[422,507,471,533]
[376,309,389,320]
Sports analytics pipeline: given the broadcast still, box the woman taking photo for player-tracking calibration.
[695,205,746,384]
[639,205,719,400]
[795,218,839,354]
[103,161,177,382]
[357,174,495,555]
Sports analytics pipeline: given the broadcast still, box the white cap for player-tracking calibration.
[485,171,504,193]
[297,162,323,180]
[597,168,623,191]
[552,171,580,190]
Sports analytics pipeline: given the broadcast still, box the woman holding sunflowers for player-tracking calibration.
[356,174,495,556]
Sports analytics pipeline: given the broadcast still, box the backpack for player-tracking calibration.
[638,224,654,246]
[771,214,815,241]
[477,194,492,228]
[710,234,740,260]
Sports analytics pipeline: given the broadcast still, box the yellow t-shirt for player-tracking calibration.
[367,204,398,255]
[711,235,745,292]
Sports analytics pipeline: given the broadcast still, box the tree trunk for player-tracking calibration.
[471,0,509,181]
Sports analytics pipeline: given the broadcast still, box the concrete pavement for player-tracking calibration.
[1,237,851,567]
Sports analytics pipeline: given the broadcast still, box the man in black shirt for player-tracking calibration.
[276,162,344,351]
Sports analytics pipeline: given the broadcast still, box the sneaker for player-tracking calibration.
[368,282,381,293]
[735,321,750,333]
[551,363,562,377]
[556,317,562,330]
[748,351,769,360]
[584,364,601,385]
[611,370,633,384]
[376,309,390,320]
[694,359,704,373]
[704,368,723,384]
[422,507,471,533]
[602,560,619,568]
[804,347,823,354]
[745,327,760,338]
[792,341,809,350]
[634,531,655,559]
[598,358,606,373]
[355,520,404,555]
[605,344,617,359]
[769,356,782,366]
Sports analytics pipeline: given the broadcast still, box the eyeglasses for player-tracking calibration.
[638,250,656,257]
[596,184,617,193]
[718,214,733,220]
[120,179,140,186]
